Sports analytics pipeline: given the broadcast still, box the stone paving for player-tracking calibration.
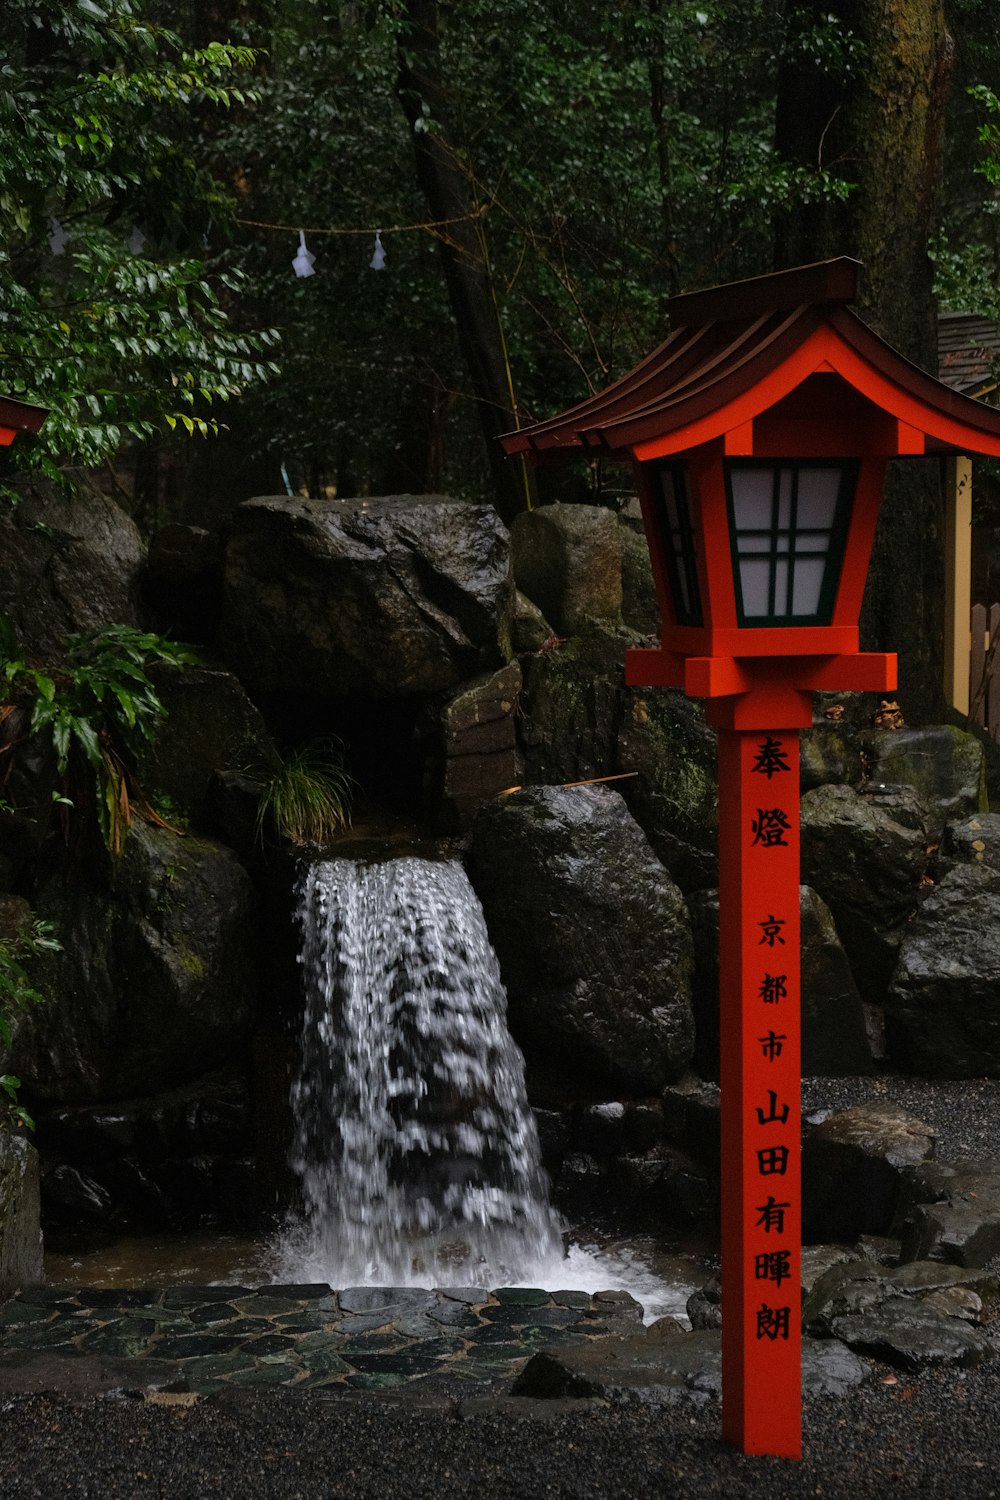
[0,1284,645,1397]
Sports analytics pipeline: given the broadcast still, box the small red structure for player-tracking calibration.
[502,258,1000,1458]
[0,395,47,450]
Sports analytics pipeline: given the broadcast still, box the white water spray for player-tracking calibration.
[276,857,564,1287]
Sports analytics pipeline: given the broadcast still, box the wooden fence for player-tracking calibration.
[970,602,1000,737]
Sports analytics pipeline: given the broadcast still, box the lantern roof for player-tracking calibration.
[501,258,1000,463]
[0,393,48,448]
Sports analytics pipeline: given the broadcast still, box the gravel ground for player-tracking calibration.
[3,1367,1000,1500]
[802,1074,1000,1163]
[6,1072,1000,1499]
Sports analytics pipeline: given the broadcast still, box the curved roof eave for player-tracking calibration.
[503,307,1000,464]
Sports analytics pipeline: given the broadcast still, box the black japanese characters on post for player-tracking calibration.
[751,737,791,780]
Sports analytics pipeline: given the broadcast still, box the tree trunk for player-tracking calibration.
[396,0,531,524]
[775,0,954,721]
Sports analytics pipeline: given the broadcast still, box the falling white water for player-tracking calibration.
[275,857,564,1287]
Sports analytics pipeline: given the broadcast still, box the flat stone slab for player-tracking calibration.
[0,1286,646,1396]
[511,1330,870,1407]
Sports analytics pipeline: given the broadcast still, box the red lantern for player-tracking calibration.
[502,258,1000,1459]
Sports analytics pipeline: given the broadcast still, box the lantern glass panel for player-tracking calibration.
[657,464,703,626]
[726,461,855,626]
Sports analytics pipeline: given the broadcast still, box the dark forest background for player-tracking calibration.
[4,0,1000,708]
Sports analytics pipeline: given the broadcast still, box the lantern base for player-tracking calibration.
[625,647,896,726]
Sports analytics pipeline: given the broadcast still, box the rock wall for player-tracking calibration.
[0,482,996,1258]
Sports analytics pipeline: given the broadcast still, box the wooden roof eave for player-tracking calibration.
[620,314,1000,462]
[504,307,822,461]
[498,325,696,457]
[501,308,813,458]
[827,307,1000,456]
[580,306,823,454]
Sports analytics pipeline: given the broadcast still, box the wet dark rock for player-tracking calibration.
[42,1163,113,1222]
[799,887,875,1075]
[618,501,660,634]
[624,1101,665,1154]
[575,1103,626,1159]
[802,1258,1000,1336]
[221,494,513,698]
[133,665,279,826]
[827,1300,995,1371]
[492,1287,551,1308]
[510,503,622,635]
[554,1153,602,1196]
[686,1274,722,1331]
[143,524,222,643]
[871,725,986,841]
[13,826,255,1103]
[531,1108,570,1173]
[854,1235,902,1267]
[800,1338,872,1395]
[0,476,145,657]
[885,864,1000,1076]
[511,590,552,654]
[0,1130,42,1293]
[800,782,933,1004]
[936,813,1000,878]
[511,1329,867,1405]
[469,784,695,1094]
[801,1244,860,1294]
[803,1104,936,1242]
[338,1288,437,1315]
[661,1074,721,1167]
[899,1160,1000,1267]
[658,1147,717,1227]
[518,626,719,891]
[799,720,866,792]
[690,886,873,1079]
[427,663,522,830]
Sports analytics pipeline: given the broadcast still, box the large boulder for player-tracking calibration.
[689,885,873,1079]
[803,1104,936,1242]
[0,476,145,657]
[510,503,622,635]
[11,825,255,1104]
[519,626,719,891]
[468,784,695,1094]
[885,864,1000,1076]
[220,494,513,698]
[870,726,986,840]
[0,1131,43,1292]
[800,783,932,1004]
[133,664,280,826]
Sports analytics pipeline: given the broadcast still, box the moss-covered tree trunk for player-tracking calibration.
[775,0,954,720]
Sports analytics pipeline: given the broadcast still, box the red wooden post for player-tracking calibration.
[716,723,802,1458]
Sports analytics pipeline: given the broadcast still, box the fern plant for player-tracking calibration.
[0,619,200,853]
[255,739,355,847]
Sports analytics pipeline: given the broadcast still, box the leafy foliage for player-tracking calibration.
[0,0,278,479]
[255,739,355,847]
[0,621,200,853]
[219,0,859,501]
[0,915,61,1131]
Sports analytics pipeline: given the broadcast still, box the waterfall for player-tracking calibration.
[277,856,563,1287]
